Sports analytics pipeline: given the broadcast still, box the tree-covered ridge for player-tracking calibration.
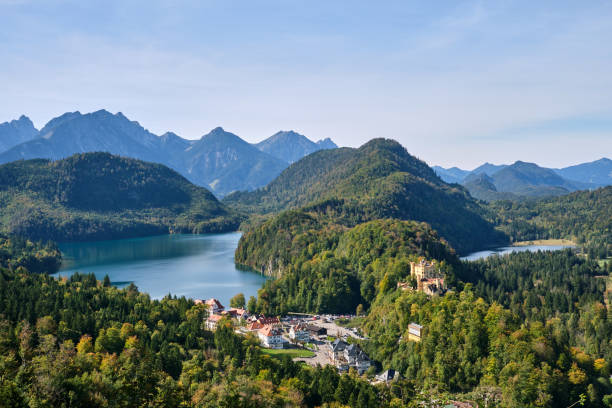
[228,138,506,255]
[362,250,611,407]
[241,218,457,315]
[458,250,607,322]
[0,268,390,407]
[487,186,611,256]
[0,233,61,274]
[0,153,242,241]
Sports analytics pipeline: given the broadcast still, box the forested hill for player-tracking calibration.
[487,186,611,256]
[227,138,507,254]
[0,153,241,241]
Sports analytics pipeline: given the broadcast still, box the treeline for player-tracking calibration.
[458,250,607,322]
[0,153,242,242]
[0,268,398,407]
[487,186,611,257]
[0,233,61,274]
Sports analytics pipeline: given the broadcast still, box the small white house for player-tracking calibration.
[258,325,284,349]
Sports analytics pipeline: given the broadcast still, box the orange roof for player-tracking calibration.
[259,325,282,337]
[247,321,264,331]
[207,314,224,322]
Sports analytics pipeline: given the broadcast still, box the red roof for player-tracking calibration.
[259,325,282,337]
[207,314,224,322]
[247,321,264,331]
[257,317,280,325]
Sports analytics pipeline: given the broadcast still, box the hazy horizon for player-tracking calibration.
[2,0,611,168]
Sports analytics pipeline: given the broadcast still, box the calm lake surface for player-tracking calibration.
[461,244,575,261]
[52,233,267,305]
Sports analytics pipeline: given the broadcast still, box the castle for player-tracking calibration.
[404,259,447,296]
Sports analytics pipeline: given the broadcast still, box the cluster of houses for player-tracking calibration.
[329,339,372,374]
[397,259,447,296]
[196,298,249,331]
[196,297,427,380]
[198,298,329,350]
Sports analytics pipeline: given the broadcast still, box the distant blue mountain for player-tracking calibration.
[471,162,508,176]
[254,130,337,163]
[183,127,288,196]
[0,110,337,197]
[554,158,612,187]
[432,166,470,184]
[0,115,38,152]
[434,158,609,201]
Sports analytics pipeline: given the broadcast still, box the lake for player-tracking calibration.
[461,244,575,261]
[52,233,267,306]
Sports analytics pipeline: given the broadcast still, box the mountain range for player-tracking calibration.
[0,110,337,197]
[433,158,611,201]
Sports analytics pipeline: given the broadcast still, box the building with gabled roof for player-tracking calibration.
[258,325,284,349]
[375,369,399,383]
[289,323,310,342]
[224,308,249,322]
[205,298,224,314]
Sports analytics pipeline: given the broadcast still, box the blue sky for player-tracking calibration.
[1,0,611,169]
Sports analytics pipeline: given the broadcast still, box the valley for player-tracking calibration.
[0,132,609,408]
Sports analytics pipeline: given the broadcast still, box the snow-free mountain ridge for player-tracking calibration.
[0,111,338,197]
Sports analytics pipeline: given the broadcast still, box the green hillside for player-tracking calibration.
[487,186,611,256]
[240,217,458,314]
[227,139,507,255]
[0,153,241,241]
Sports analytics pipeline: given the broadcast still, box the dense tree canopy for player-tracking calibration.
[486,186,611,257]
[227,139,507,254]
[0,266,389,407]
[0,153,242,241]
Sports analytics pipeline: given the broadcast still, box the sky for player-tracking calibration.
[1,0,611,169]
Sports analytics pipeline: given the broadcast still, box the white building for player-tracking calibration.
[206,314,223,331]
[289,323,310,342]
[258,325,284,349]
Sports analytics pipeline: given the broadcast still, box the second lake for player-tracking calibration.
[461,244,575,261]
[52,232,268,306]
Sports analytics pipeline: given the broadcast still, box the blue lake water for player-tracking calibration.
[461,244,575,261]
[51,232,267,306]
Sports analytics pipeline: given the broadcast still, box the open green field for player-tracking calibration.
[260,348,315,358]
[511,239,576,246]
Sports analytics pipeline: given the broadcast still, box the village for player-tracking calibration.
[196,259,441,384]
